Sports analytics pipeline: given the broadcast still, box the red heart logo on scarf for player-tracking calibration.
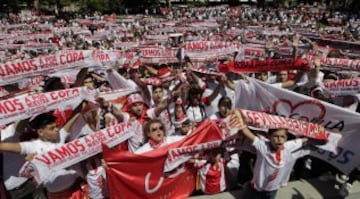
[271,99,326,122]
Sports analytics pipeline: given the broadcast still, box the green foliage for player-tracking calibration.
[1,0,21,12]
[86,0,107,12]
[192,1,208,7]
[3,0,359,15]
[78,0,123,13]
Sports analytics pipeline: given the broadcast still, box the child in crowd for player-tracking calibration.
[174,97,194,136]
[0,113,85,199]
[233,110,324,199]
[191,148,228,195]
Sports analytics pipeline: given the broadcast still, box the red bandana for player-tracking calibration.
[149,138,164,149]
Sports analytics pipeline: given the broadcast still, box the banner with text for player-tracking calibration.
[234,78,360,174]
[0,87,96,126]
[20,121,139,184]
[0,51,99,85]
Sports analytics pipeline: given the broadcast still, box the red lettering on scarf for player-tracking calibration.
[0,99,24,114]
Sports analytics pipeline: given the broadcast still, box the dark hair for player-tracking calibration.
[117,67,127,75]
[188,85,203,97]
[255,71,268,77]
[186,85,207,120]
[324,72,338,81]
[268,128,288,136]
[159,64,168,69]
[29,113,57,130]
[209,147,223,156]
[43,77,64,92]
[184,56,191,62]
[218,96,232,109]
[84,74,95,82]
[143,119,166,142]
[152,85,163,92]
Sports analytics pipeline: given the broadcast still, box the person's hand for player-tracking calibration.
[176,73,186,82]
[25,153,37,161]
[311,42,318,51]
[105,65,113,73]
[186,64,193,74]
[81,102,100,130]
[292,35,299,47]
[111,105,121,115]
[101,159,108,169]
[219,73,227,84]
[129,116,137,122]
[171,90,181,100]
[229,109,247,130]
[188,152,200,164]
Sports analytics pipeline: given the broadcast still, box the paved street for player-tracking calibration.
[189,178,360,199]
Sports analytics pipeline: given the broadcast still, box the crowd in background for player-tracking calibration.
[0,2,360,199]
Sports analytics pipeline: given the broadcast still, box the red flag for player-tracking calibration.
[103,120,223,199]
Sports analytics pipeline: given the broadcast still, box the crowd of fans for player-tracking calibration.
[0,2,360,199]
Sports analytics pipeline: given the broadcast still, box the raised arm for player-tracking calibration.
[153,91,179,117]
[145,65,158,76]
[110,105,125,123]
[72,68,89,88]
[0,142,21,154]
[292,35,299,59]
[281,80,296,88]
[224,78,236,91]
[233,109,257,142]
[63,112,81,133]
[105,66,138,90]
[204,76,225,105]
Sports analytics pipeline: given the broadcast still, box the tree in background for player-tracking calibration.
[1,0,360,15]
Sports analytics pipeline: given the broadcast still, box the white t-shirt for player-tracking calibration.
[135,136,184,154]
[19,129,78,193]
[251,137,306,191]
[203,81,226,116]
[127,125,145,153]
[122,109,156,152]
[86,166,107,199]
[149,101,176,136]
[209,112,222,122]
[267,74,277,84]
[296,71,325,89]
[186,106,206,124]
[1,124,28,190]
[225,80,238,109]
